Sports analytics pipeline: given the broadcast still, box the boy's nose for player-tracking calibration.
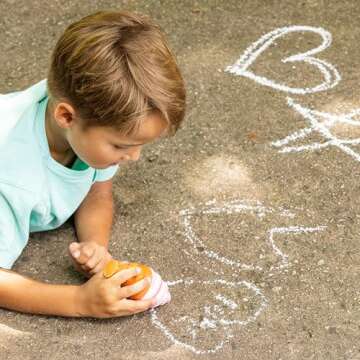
[128,146,141,161]
[119,147,141,163]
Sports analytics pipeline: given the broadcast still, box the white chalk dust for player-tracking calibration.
[183,154,262,199]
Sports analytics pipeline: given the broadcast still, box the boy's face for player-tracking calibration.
[50,101,169,169]
[69,112,169,169]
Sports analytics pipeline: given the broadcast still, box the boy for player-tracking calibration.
[0,10,185,318]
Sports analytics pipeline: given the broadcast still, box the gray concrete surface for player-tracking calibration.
[1,0,360,359]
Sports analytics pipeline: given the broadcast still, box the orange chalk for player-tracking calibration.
[103,260,152,300]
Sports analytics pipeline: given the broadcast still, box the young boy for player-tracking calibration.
[0,11,185,318]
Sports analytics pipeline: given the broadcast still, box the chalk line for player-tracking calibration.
[0,323,32,338]
[179,199,325,274]
[225,25,341,94]
[272,97,360,162]
[267,225,327,271]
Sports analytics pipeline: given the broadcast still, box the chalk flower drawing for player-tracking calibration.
[150,200,326,355]
[225,25,341,94]
[272,97,360,162]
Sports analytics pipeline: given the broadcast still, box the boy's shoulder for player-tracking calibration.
[0,79,47,146]
[0,80,47,194]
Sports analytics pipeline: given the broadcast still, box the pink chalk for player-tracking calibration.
[142,269,171,309]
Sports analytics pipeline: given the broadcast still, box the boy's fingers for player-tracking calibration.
[84,253,101,270]
[75,244,95,265]
[89,261,105,275]
[108,267,141,285]
[69,242,80,257]
[80,243,96,258]
[119,298,155,314]
[92,256,110,274]
[69,242,79,250]
[119,277,151,299]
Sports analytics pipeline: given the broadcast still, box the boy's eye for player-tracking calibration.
[113,144,127,150]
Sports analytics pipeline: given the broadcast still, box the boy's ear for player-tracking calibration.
[54,102,76,129]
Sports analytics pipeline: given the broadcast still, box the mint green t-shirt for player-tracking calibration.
[0,80,119,269]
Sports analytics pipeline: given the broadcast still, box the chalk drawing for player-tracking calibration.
[225,25,341,94]
[272,97,360,162]
[150,278,267,355]
[0,323,31,337]
[0,323,32,349]
[179,199,325,274]
[267,225,326,272]
[185,23,341,357]
[149,200,325,354]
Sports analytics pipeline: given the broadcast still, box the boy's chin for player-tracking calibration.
[87,162,113,169]
[97,164,119,169]
[93,165,110,169]
[89,161,124,169]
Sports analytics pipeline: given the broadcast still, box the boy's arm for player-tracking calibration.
[0,268,81,317]
[73,179,114,248]
[0,267,154,318]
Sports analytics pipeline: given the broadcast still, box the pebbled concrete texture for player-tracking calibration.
[1,0,360,359]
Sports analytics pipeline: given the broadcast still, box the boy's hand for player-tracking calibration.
[68,241,112,278]
[77,267,155,318]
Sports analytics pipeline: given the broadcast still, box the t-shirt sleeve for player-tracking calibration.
[0,191,29,269]
[93,164,119,183]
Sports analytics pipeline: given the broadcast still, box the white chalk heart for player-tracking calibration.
[150,278,267,355]
[225,25,341,94]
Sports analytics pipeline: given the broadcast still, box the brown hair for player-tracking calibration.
[47,10,186,136]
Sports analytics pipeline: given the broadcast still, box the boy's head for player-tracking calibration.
[46,10,186,168]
